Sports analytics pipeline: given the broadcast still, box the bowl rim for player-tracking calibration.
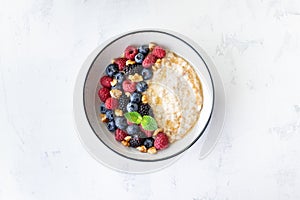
[83,29,215,162]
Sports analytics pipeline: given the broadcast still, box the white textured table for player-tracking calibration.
[1,0,300,199]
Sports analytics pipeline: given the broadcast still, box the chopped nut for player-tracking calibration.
[128,73,143,82]
[124,136,132,142]
[136,145,147,153]
[152,63,162,71]
[166,61,171,68]
[155,96,162,105]
[141,94,148,104]
[149,42,156,50]
[100,114,108,123]
[110,79,117,86]
[147,147,157,154]
[125,92,131,97]
[165,130,172,137]
[153,128,164,137]
[174,122,180,128]
[110,89,122,99]
[121,140,129,147]
[111,59,115,63]
[126,60,135,65]
[156,58,161,64]
[114,109,123,116]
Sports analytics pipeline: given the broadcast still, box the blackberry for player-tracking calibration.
[124,64,143,75]
[138,103,151,116]
[148,108,154,117]
[129,135,145,148]
[118,94,129,112]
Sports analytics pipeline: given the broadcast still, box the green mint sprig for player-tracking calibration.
[124,112,158,131]
[124,112,143,124]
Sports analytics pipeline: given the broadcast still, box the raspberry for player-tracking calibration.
[142,53,157,68]
[122,80,136,93]
[114,58,127,71]
[154,132,169,150]
[124,46,138,60]
[138,103,151,116]
[139,125,153,137]
[98,88,111,102]
[115,129,128,142]
[152,46,166,59]
[105,97,119,110]
[100,76,113,88]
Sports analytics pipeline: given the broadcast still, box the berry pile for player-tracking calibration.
[98,43,169,154]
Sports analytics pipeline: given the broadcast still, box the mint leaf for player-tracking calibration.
[141,116,158,131]
[124,112,142,124]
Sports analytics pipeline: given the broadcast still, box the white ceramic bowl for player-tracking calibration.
[81,30,214,162]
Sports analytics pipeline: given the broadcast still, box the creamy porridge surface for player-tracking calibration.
[145,51,203,143]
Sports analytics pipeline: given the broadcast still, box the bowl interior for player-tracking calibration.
[83,30,214,161]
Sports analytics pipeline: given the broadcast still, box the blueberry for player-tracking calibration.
[141,68,153,80]
[127,102,138,112]
[144,137,154,148]
[138,45,149,55]
[115,116,128,130]
[136,81,148,93]
[107,120,117,132]
[136,131,146,139]
[111,84,122,90]
[130,92,141,103]
[105,109,114,121]
[134,53,144,64]
[105,64,119,77]
[100,103,107,114]
[126,124,141,135]
[114,72,125,83]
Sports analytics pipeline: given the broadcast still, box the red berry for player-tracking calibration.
[122,80,136,93]
[152,46,166,59]
[100,76,113,88]
[142,53,157,68]
[115,129,128,142]
[105,97,119,110]
[154,132,169,150]
[124,46,138,60]
[114,58,127,71]
[139,125,153,137]
[98,88,111,102]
